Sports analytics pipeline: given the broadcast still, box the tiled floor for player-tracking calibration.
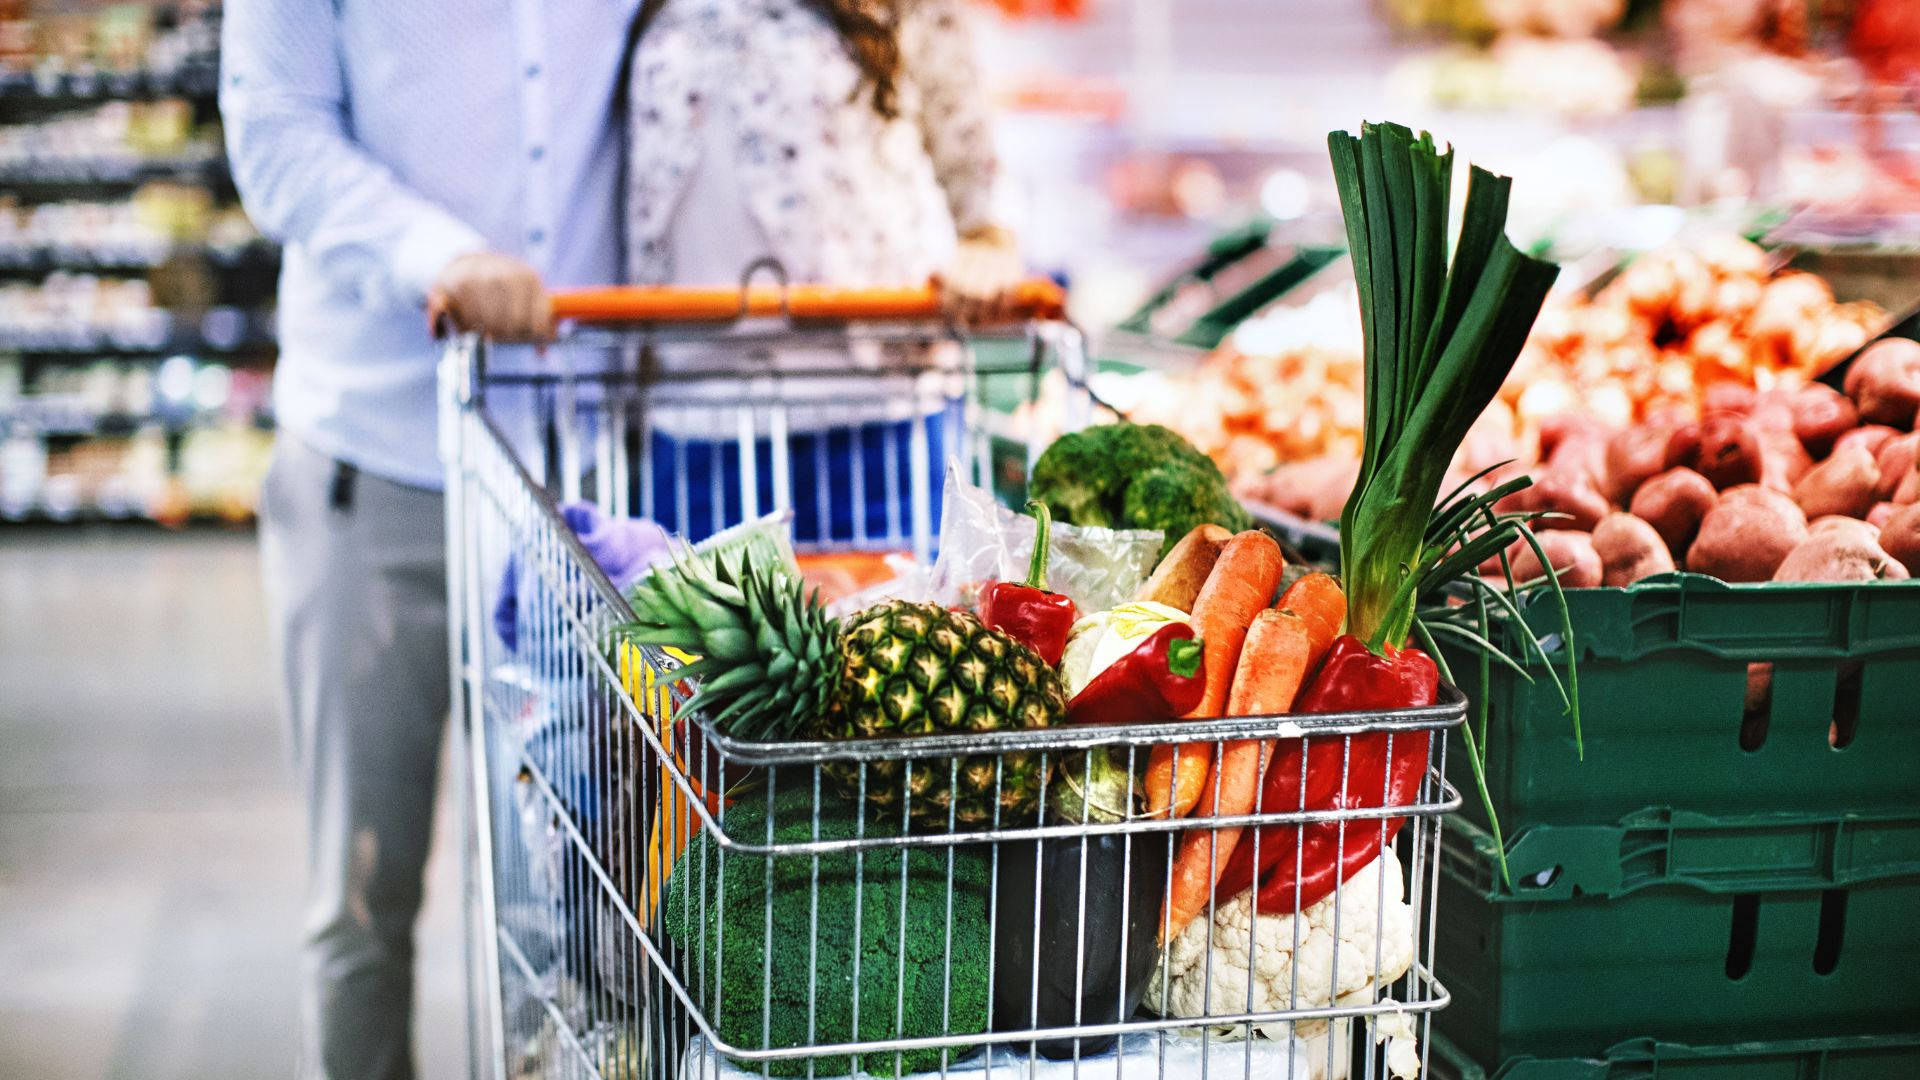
[0,528,466,1080]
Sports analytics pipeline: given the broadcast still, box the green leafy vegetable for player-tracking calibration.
[1327,121,1582,881]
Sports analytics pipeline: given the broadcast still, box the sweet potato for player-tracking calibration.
[1867,502,1900,529]
[1844,338,1920,429]
[1481,529,1603,588]
[1687,485,1809,583]
[1789,384,1860,458]
[1630,467,1718,558]
[1666,414,1763,490]
[1604,420,1683,505]
[1880,504,1920,575]
[1774,528,1911,583]
[1592,513,1676,586]
[1792,442,1880,520]
[1834,424,1899,460]
[1877,434,1920,502]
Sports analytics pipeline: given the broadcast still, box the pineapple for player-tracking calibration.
[622,550,1065,829]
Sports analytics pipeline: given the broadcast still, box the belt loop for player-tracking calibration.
[329,461,359,512]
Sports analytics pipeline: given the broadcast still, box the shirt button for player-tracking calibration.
[529,145,545,161]
[525,63,541,79]
[529,228,546,245]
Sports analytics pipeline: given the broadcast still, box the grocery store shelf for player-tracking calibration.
[0,155,232,191]
[0,66,221,106]
[0,311,277,358]
[0,242,278,276]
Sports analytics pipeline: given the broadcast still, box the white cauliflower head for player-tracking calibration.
[1144,854,1416,1044]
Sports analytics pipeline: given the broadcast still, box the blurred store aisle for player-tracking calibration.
[0,529,465,1080]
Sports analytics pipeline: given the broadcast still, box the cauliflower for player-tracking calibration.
[1144,855,1416,1048]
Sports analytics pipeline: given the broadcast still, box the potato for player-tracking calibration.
[1877,433,1920,501]
[1630,467,1718,558]
[1844,338,1920,429]
[1792,442,1880,520]
[1758,429,1813,492]
[1881,504,1920,576]
[1480,529,1603,588]
[1774,530,1911,583]
[1748,388,1798,433]
[1687,485,1809,583]
[1834,424,1899,460]
[1867,501,1899,529]
[1789,384,1860,458]
[1527,468,1610,531]
[1540,414,1611,489]
[1702,382,1757,417]
[1592,512,1676,586]
[1604,420,1683,505]
[1666,414,1763,489]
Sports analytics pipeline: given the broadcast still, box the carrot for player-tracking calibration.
[1159,609,1312,942]
[1134,524,1233,612]
[1277,571,1346,656]
[1145,530,1285,819]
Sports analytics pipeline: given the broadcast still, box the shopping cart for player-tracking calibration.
[442,279,1465,1080]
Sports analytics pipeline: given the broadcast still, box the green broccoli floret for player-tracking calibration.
[661,783,993,1077]
[1029,423,1251,556]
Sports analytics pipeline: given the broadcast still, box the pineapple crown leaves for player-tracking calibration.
[617,546,840,741]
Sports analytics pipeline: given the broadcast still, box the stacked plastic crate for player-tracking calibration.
[1432,575,1920,1079]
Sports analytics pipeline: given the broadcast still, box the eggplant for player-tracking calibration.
[992,829,1170,1059]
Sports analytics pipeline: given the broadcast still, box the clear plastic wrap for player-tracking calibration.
[929,468,1162,615]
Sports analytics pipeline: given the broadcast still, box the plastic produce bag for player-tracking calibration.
[929,467,1161,615]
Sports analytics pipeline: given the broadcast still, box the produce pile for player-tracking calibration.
[1480,337,1920,587]
[621,121,1574,1079]
[1132,235,1887,528]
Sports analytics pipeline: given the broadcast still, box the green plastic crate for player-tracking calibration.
[1434,817,1920,1064]
[1429,1029,1920,1080]
[1438,575,1920,836]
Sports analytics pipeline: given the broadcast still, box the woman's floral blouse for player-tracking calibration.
[626,0,998,286]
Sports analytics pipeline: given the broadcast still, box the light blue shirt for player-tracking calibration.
[221,0,639,488]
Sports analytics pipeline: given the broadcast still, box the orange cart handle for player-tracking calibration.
[549,279,1065,325]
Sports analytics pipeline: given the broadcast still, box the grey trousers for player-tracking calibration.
[260,435,451,1080]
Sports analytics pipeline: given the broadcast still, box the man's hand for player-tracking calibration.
[936,224,1023,326]
[427,252,554,342]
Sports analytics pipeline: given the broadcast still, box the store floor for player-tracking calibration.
[0,528,467,1080]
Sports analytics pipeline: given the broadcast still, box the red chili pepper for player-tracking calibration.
[1066,622,1205,725]
[978,500,1077,665]
[1213,635,1438,910]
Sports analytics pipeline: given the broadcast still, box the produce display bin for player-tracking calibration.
[442,282,1465,1080]
[1433,816,1920,1065]
[1439,575,1920,838]
[1428,1029,1920,1080]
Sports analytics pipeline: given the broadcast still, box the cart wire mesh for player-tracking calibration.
[443,315,1462,1080]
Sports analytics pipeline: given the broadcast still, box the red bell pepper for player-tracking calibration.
[1213,635,1438,911]
[978,500,1076,666]
[1066,622,1205,725]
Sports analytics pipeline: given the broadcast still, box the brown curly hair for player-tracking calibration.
[802,0,905,119]
[633,0,906,120]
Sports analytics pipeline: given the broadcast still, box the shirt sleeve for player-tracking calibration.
[219,0,488,307]
[902,0,998,234]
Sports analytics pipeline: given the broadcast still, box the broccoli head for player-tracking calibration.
[1030,423,1251,556]
[661,783,993,1076]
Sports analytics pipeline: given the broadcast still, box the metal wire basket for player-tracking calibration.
[443,281,1463,1080]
